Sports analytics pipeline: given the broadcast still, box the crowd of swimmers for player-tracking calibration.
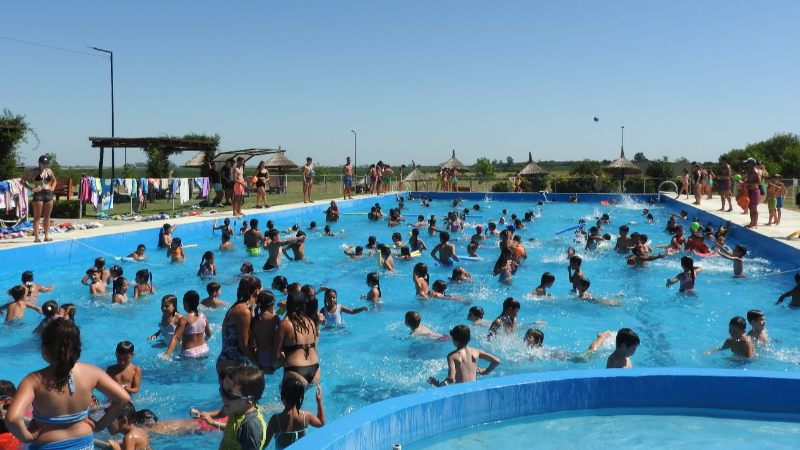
[3,192,800,450]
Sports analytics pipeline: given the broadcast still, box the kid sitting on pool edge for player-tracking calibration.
[606,328,639,368]
[428,325,500,387]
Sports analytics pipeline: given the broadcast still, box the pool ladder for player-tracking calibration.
[657,180,678,202]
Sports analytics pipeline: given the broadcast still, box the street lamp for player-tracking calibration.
[89,46,116,177]
[350,130,357,191]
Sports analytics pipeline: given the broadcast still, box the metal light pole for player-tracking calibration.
[90,46,116,177]
[350,130,357,191]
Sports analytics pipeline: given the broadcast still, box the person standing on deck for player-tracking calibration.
[302,157,314,203]
[342,157,354,200]
[717,156,733,212]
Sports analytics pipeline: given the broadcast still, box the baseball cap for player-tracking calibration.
[743,157,757,164]
[38,155,49,165]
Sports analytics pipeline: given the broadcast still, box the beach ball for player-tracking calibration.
[593,117,599,122]
[310,170,316,176]
[237,215,243,220]
[690,222,700,231]
[341,230,346,234]
[733,174,742,182]
[251,176,258,183]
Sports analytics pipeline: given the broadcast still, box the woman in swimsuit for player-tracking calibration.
[271,291,321,385]
[253,161,270,209]
[265,379,325,450]
[149,295,182,345]
[216,276,262,374]
[666,256,702,293]
[23,155,57,243]
[164,291,212,359]
[676,169,690,200]
[4,318,130,450]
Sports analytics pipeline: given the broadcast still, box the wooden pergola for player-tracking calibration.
[89,136,218,178]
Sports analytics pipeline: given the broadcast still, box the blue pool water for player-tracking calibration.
[1,195,799,449]
[406,410,800,450]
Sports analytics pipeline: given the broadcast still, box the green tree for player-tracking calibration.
[569,159,603,176]
[0,109,38,180]
[674,156,690,163]
[506,156,514,166]
[779,145,800,178]
[474,157,496,178]
[121,164,138,179]
[144,133,220,178]
[645,156,675,179]
[633,152,648,162]
[44,152,61,178]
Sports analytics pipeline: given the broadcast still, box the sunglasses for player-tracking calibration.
[219,387,252,402]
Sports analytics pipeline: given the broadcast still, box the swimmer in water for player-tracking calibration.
[430,231,459,266]
[531,272,555,296]
[428,325,500,387]
[715,244,747,278]
[360,272,382,302]
[702,316,754,358]
[404,311,448,340]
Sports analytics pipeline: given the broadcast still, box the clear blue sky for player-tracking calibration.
[2,1,799,168]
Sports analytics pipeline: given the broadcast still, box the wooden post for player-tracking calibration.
[99,147,104,178]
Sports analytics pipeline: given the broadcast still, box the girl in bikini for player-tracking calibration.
[112,277,130,304]
[360,272,382,302]
[666,256,702,294]
[265,379,325,449]
[133,269,155,298]
[197,251,217,278]
[271,292,321,385]
[164,291,212,359]
[148,295,182,345]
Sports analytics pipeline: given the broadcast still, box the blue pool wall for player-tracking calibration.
[291,369,800,450]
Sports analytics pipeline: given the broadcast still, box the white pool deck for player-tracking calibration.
[669,193,800,252]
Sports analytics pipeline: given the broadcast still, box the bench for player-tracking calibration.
[53,179,73,200]
[268,177,286,194]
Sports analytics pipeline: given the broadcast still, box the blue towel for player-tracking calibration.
[101,179,114,211]
[0,181,9,193]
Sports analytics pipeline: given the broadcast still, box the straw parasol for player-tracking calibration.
[603,148,642,190]
[403,161,432,190]
[263,149,299,175]
[439,149,471,172]
[519,152,548,177]
[183,152,207,168]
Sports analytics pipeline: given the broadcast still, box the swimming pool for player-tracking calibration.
[1,193,798,449]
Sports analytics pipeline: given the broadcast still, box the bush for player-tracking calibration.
[50,200,80,218]
[552,176,598,193]
[491,181,512,192]
[520,176,548,192]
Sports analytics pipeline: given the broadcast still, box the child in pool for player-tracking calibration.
[450,267,473,283]
[466,240,481,258]
[197,251,217,278]
[112,277,130,304]
[715,244,747,278]
[164,291,212,359]
[252,291,280,368]
[493,248,518,284]
[428,325,500,387]
[220,366,270,450]
[134,409,222,436]
[430,231,459,266]
[81,257,110,285]
[467,306,490,327]
[585,227,603,252]
[202,282,226,308]
[219,233,234,251]
[107,403,150,450]
[666,256,701,293]
[87,268,106,295]
[408,228,427,252]
[568,255,585,292]
[106,341,142,395]
[167,238,186,262]
[272,276,289,294]
[430,280,461,300]
[524,328,612,362]
[404,311,448,340]
[32,300,59,335]
[703,316,754,358]
[107,265,123,286]
[235,262,255,280]
[320,225,336,237]
[1,285,42,322]
[607,328,640,368]
[148,295,182,344]
[58,303,76,322]
[776,274,800,307]
[213,218,234,239]
[239,221,249,235]
[360,272,382,302]
[378,244,395,273]
[264,378,325,449]
[576,279,621,306]
[413,263,431,298]
[531,272,555,296]
[319,288,368,327]
[127,244,148,260]
[343,244,365,259]
[133,269,155,298]
[670,226,686,250]
[746,309,769,344]
[17,270,55,300]
[487,298,520,339]
[615,225,631,254]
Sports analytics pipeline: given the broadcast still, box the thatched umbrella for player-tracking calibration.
[403,160,432,190]
[263,150,299,175]
[519,152,548,177]
[183,152,207,168]
[603,148,642,190]
[439,149,471,172]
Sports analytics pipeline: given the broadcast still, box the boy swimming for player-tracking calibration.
[428,325,500,387]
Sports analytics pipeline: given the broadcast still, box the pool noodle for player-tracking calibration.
[465,215,483,218]
[654,244,671,249]
[459,256,482,261]
[555,223,585,235]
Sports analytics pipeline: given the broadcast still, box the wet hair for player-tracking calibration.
[113,277,128,296]
[569,255,582,266]
[323,288,338,307]
[413,263,429,283]
[9,285,26,301]
[236,276,262,304]
[392,232,402,242]
[616,328,640,348]
[680,256,696,281]
[94,257,106,270]
[169,238,182,252]
[324,225,331,233]
[619,225,629,233]
[200,251,214,268]
[21,271,34,283]
[226,365,265,402]
[116,402,137,424]
[254,291,276,316]
[366,272,382,298]
[280,377,306,411]
[241,262,254,274]
[577,278,591,291]
[439,231,451,242]
[183,290,200,314]
[0,380,17,398]
[746,309,764,323]
[135,269,152,286]
[206,282,221,296]
[59,303,77,321]
[468,306,484,319]
[432,279,447,293]
[250,218,258,228]
[451,267,467,280]
[134,409,159,427]
[286,291,313,336]
[405,311,421,329]
[162,295,178,316]
[450,325,470,344]
[725,318,748,336]
[266,220,274,230]
[540,272,555,286]
[300,284,315,298]
[41,318,81,391]
[525,328,544,346]
[109,265,123,277]
[116,341,134,355]
[467,241,479,254]
[734,245,747,256]
[378,244,392,259]
[354,246,364,256]
[366,236,377,248]
[41,300,59,319]
[502,297,520,311]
